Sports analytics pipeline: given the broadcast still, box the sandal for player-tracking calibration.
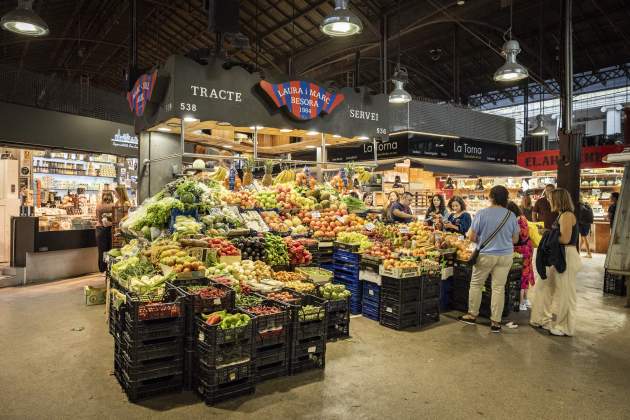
[457,315,477,325]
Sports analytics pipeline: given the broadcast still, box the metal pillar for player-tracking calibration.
[557,0,581,211]
[180,119,186,158]
[373,137,378,164]
[381,16,388,94]
[253,127,258,159]
[354,50,361,89]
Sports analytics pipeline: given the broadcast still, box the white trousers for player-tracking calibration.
[530,246,582,336]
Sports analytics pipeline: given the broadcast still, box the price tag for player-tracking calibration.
[311,211,321,219]
[399,226,410,234]
[442,266,454,280]
[364,222,375,231]
[229,372,236,381]
[336,215,347,223]
[386,307,393,313]
[308,346,317,353]
[368,290,374,296]
[198,332,205,342]
[213,298,222,305]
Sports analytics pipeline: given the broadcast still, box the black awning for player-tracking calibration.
[409,157,531,177]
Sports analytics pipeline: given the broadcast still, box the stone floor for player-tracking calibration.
[1,254,629,419]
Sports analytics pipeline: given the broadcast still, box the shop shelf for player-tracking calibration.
[603,270,627,296]
[119,332,183,362]
[194,314,254,347]
[115,368,183,403]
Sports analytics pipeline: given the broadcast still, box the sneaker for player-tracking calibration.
[525,299,532,308]
[491,324,502,333]
[457,315,477,325]
[519,303,528,311]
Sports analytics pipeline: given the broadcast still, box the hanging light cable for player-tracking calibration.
[320,0,363,37]
[389,0,411,104]
[494,0,528,82]
[531,3,548,136]
[1,0,49,36]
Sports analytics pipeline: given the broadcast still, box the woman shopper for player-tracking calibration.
[95,190,115,273]
[458,186,520,333]
[520,194,534,222]
[578,196,594,258]
[425,193,449,229]
[530,188,582,337]
[383,191,400,223]
[507,201,534,311]
[444,196,472,235]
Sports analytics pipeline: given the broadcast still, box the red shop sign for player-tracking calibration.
[517,145,625,171]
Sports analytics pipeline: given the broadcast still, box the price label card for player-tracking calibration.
[369,290,374,296]
[198,332,205,342]
[229,372,236,381]
[364,222,375,231]
[336,215,347,223]
[311,211,321,219]
[308,346,317,353]
[213,298,222,305]
[442,266,454,280]
[399,226,410,234]
[386,307,393,313]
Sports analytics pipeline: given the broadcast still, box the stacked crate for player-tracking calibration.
[603,269,628,296]
[379,275,421,330]
[332,248,362,315]
[325,296,351,340]
[111,285,186,402]
[241,300,291,382]
[315,241,334,271]
[192,313,255,405]
[419,272,441,327]
[286,293,328,375]
[360,258,381,321]
[172,279,235,389]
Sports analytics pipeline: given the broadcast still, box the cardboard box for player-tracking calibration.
[84,286,106,306]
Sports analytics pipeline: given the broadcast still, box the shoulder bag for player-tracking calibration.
[469,210,511,265]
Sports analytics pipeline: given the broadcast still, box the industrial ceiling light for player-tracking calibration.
[357,136,370,140]
[157,127,171,132]
[280,128,293,133]
[320,0,363,37]
[183,116,199,122]
[332,134,341,138]
[306,131,319,136]
[494,1,528,83]
[1,0,49,36]
[494,40,529,82]
[389,67,412,104]
[457,0,466,5]
[530,115,548,136]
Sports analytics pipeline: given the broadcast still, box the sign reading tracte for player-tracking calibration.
[259,80,345,121]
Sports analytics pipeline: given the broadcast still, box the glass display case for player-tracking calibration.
[37,214,97,232]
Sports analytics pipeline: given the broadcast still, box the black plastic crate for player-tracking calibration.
[379,312,418,330]
[115,368,183,403]
[184,348,194,390]
[256,359,289,382]
[240,299,291,335]
[380,298,419,318]
[334,242,361,253]
[289,336,326,375]
[256,342,289,368]
[419,297,440,327]
[123,313,186,342]
[293,318,327,341]
[194,314,254,347]
[255,327,290,349]
[327,307,350,341]
[120,332,183,362]
[196,338,253,368]
[172,278,235,316]
[381,275,422,292]
[421,275,441,300]
[195,375,255,406]
[197,359,254,386]
[115,350,183,382]
[380,286,420,304]
[604,270,628,296]
[121,284,185,323]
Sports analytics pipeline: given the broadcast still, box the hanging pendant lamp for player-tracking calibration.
[1,0,49,36]
[531,115,548,136]
[389,67,412,104]
[320,0,363,37]
[494,39,528,82]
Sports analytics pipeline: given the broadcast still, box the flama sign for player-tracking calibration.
[259,80,345,121]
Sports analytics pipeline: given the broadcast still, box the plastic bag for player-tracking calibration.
[528,221,544,248]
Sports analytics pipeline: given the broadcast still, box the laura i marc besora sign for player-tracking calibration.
[259,80,345,121]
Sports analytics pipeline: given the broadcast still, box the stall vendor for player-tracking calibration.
[390,192,415,223]
[444,196,472,235]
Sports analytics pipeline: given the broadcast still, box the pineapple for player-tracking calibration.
[262,160,274,187]
[243,156,254,186]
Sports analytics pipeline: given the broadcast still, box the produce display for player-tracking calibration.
[284,281,316,293]
[336,231,372,252]
[273,271,307,283]
[245,305,283,316]
[255,191,277,209]
[283,237,313,266]
[231,236,266,261]
[299,305,325,321]
[263,233,289,266]
[320,283,351,300]
[267,291,300,304]
[202,310,251,329]
[207,238,240,257]
[172,215,203,237]
[261,211,289,233]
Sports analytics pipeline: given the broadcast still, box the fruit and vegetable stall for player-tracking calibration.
[107,164,523,405]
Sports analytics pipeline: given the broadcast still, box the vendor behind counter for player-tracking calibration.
[389,192,416,223]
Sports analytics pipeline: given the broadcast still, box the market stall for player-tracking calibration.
[0,102,139,285]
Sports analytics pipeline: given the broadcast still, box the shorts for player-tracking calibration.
[579,224,591,236]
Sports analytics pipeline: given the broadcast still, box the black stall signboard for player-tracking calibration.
[327,137,407,162]
[138,55,389,140]
[404,133,517,164]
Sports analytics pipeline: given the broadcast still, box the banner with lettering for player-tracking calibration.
[517,145,625,170]
[259,80,345,120]
[126,70,158,116]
